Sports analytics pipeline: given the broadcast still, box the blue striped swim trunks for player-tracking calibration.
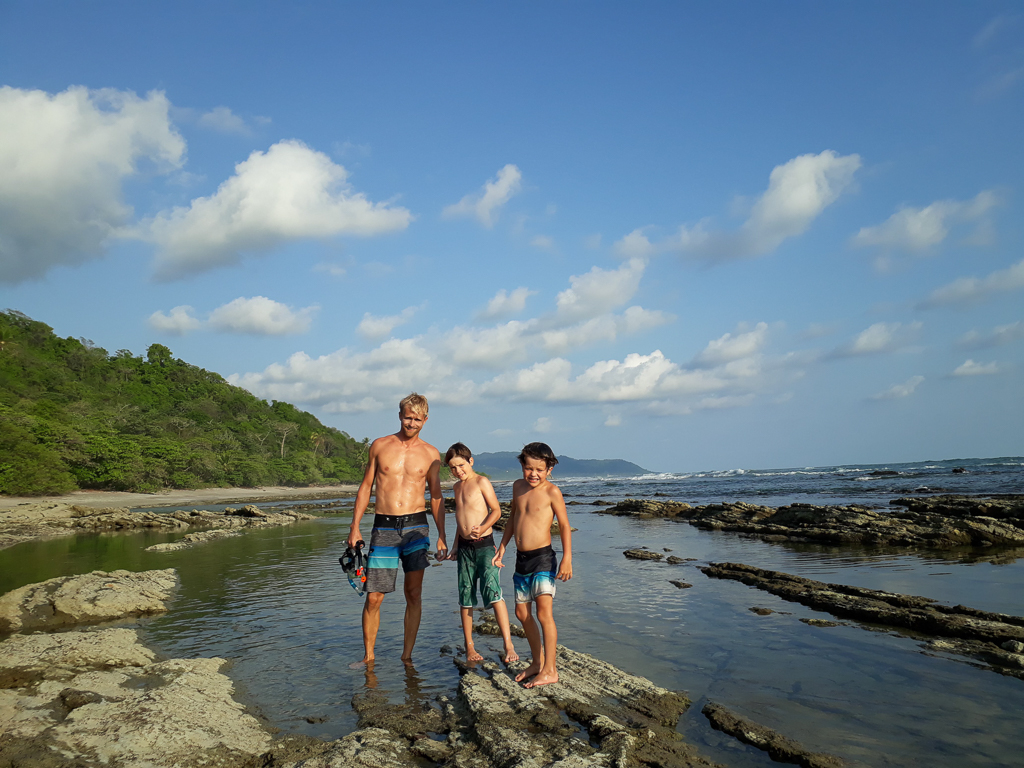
[365,512,431,594]
[513,545,558,604]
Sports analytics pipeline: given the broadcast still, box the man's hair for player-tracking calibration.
[518,442,558,469]
[399,392,428,416]
[444,442,473,466]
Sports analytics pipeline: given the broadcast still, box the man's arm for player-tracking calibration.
[427,452,447,560]
[348,441,379,548]
[552,487,572,581]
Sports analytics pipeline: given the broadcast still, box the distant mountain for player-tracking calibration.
[471,451,650,481]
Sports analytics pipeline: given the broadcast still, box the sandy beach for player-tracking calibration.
[0,485,360,512]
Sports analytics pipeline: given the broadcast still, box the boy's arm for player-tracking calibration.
[427,451,447,560]
[348,441,378,548]
[473,478,503,536]
[492,485,519,568]
[551,486,572,581]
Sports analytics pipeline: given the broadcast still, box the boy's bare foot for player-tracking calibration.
[502,645,520,663]
[514,661,542,682]
[524,670,559,688]
[349,657,373,669]
[466,647,484,662]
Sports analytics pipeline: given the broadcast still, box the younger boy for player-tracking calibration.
[445,442,519,664]
[492,442,572,688]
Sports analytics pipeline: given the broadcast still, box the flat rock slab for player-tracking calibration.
[0,627,271,768]
[701,561,1024,679]
[0,569,178,633]
[702,701,844,768]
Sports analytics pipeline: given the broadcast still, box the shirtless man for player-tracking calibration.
[348,393,447,665]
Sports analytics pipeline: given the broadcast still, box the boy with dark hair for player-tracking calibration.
[492,442,572,687]
[445,442,518,664]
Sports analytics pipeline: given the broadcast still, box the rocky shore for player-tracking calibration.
[701,562,1024,680]
[599,494,1024,550]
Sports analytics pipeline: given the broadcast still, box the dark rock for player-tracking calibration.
[801,618,842,628]
[669,581,692,589]
[703,701,845,767]
[952,467,967,474]
[750,607,774,616]
[666,556,691,564]
[624,549,664,561]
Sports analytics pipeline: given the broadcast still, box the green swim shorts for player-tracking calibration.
[456,534,503,608]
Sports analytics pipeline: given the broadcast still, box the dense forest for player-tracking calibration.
[0,310,370,496]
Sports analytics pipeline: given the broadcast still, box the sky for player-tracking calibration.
[1,2,1022,473]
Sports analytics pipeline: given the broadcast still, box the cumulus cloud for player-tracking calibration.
[693,322,769,367]
[918,258,1024,309]
[959,321,1024,348]
[533,417,552,433]
[952,359,1001,376]
[833,322,922,357]
[148,305,202,335]
[357,306,419,341]
[478,287,535,320]
[852,191,998,252]
[138,140,411,279]
[871,375,924,400]
[208,296,318,335]
[198,106,251,135]
[614,150,860,262]
[555,258,646,322]
[442,164,522,228]
[0,86,185,283]
[604,413,622,427]
[444,321,535,368]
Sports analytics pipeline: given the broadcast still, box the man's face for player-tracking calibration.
[399,407,427,437]
[448,456,473,480]
[521,456,550,487]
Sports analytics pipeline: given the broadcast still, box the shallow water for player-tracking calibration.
[3,505,1023,768]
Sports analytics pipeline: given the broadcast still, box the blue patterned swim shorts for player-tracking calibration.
[513,544,558,604]
[365,512,431,594]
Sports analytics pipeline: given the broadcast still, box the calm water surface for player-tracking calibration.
[2,456,1022,768]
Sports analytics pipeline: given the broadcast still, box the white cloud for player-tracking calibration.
[615,150,860,261]
[696,394,755,410]
[208,296,317,335]
[872,375,924,400]
[0,86,185,283]
[533,417,552,434]
[952,359,1001,376]
[148,305,201,335]
[833,322,922,357]
[444,321,535,369]
[555,258,646,322]
[959,321,1024,348]
[693,322,769,367]
[357,306,419,341]
[604,413,622,427]
[442,164,522,228]
[852,191,998,252]
[478,287,535,320]
[138,139,412,279]
[198,106,251,135]
[540,308,673,356]
[530,235,556,251]
[918,258,1024,309]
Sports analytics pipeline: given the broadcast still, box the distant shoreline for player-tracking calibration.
[0,485,361,512]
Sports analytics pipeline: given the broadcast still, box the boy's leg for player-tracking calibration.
[525,594,558,688]
[491,600,520,663]
[358,591,385,666]
[514,600,544,681]
[401,568,424,662]
[461,607,483,661]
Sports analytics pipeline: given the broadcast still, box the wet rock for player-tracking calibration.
[475,611,527,638]
[702,562,1024,679]
[670,581,692,589]
[750,607,774,616]
[801,618,842,628]
[624,549,664,561]
[0,568,177,633]
[666,556,694,564]
[702,701,845,767]
[146,528,241,551]
[1002,640,1024,653]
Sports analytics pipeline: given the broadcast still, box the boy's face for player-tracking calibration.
[521,456,550,487]
[399,407,427,437]
[448,455,473,480]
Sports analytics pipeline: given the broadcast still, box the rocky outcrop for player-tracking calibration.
[599,495,1024,550]
[0,569,177,633]
[702,702,844,768]
[0,628,271,767]
[701,562,1024,679]
[624,548,664,560]
[0,502,316,550]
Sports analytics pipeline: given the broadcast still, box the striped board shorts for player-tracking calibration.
[365,512,431,594]
[513,545,558,604]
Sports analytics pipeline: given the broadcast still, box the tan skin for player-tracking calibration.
[492,456,572,688]
[447,455,519,664]
[348,406,446,666]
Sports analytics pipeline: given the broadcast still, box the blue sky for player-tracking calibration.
[1,2,1022,473]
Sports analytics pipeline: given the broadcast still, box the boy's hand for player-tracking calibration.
[446,545,458,561]
[557,558,572,581]
[435,540,448,561]
[491,548,505,569]
[468,524,481,540]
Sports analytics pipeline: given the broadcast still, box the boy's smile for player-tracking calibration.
[521,456,550,487]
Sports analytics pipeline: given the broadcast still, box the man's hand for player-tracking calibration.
[347,527,362,549]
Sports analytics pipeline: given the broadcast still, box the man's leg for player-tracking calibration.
[401,568,424,662]
[359,591,385,665]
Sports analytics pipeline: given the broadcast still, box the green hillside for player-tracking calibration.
[0,310,368,496]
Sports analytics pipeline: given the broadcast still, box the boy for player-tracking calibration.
[445,442,519,664]
[492,442,572,688]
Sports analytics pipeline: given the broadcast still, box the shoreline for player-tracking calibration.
[0,484,361,512]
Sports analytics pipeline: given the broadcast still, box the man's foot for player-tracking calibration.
[502,645,520,663]
[514,661,542,682]
[466,647,484,662]
[524,670,559,688]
